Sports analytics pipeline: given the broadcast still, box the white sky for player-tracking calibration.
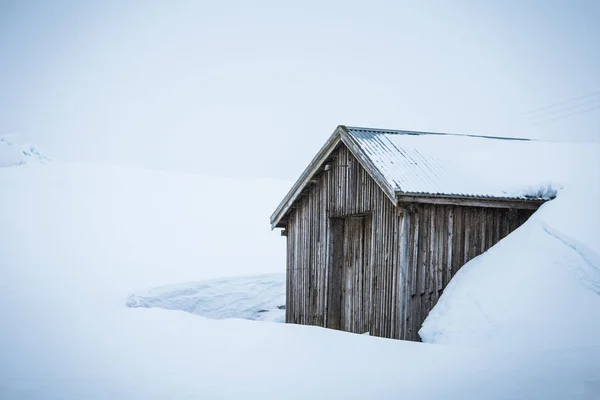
[1,0,599,179]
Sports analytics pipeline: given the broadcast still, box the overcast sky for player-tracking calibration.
[1,0,599,180]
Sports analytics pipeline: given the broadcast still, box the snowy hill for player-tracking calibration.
[0,134,49,167]
[1,153,600,398]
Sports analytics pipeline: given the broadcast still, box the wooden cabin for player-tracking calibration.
[270,125,548,341]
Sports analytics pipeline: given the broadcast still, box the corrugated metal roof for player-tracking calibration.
[270,125,598,228]
[345,126,579,200]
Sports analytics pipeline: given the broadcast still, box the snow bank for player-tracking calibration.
[1,148,600,398]
[127,273,285,322]
[420,156,600,349]
[0,134,49,167]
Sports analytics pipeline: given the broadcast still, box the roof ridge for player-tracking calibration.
[344,125,533,142]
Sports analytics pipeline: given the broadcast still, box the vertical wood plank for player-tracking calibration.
[445,206,454,288]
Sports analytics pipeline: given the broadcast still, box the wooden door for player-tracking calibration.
[341,217,364,332]
[327,216,372,334]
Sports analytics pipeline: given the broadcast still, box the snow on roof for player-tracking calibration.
[346,126,587,200]
[271,125,598,228]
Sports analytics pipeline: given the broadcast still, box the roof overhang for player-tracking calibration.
[270,125,550,230]
[396,193,547,210]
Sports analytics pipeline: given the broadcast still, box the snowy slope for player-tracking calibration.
[0,134,49,167]
[0,161,291,295]
[1,148,600,398]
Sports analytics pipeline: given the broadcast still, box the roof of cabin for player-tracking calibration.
[270,125,591,228]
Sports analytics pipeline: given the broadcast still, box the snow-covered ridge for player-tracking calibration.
[0,134,49,167]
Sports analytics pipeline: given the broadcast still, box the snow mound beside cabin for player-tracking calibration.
[420,177,600,349]
[0,134,49,167]
[127,273,285,322]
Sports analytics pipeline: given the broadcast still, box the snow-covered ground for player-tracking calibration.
[1,136,600,399]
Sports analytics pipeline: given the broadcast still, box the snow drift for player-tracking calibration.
[420,146,600,349]
[127,273,286,322]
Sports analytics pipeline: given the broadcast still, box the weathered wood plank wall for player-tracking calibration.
[285,144,398,334]
[284,143,535,341]
[396,203,533,340]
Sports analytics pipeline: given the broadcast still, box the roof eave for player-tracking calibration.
[395,191,550,210]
